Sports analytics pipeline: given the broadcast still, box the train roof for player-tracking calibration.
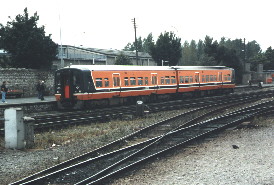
[62,65,233,71]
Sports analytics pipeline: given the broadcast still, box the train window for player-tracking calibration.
[189,76,193,83]
[185,76,189,83]
[145,77,149,85]
[227,74,231,81]
[152,76,157,85]
[165,76,170,84]
[96,78,103,87]
[130,77,136,85]
[214,75,217,81]
[171,76,176,84]
[138,77,143,85]
[202,75,205,82]
[210,75,214,81]
[104,78,109,87]
[180,76,184,83]
[124,77,129,86]
[73,72,81,87]
[113,77,120,86]
[161,77,164,84]
[224,75,228,81]
[206,75,209,82]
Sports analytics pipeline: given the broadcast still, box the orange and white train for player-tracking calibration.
[54,65,235,109]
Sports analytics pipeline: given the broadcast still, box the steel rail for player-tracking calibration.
[11,97,274,184]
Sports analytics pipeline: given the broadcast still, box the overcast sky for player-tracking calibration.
[0,0,273,51]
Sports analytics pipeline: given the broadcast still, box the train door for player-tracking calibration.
[55,69,83,99]
[218,72,223,84]
[195,72,200,90]
[58,70,73,99]
[151,73,158,94]
[113,73,121,96]
[195,72,200,83]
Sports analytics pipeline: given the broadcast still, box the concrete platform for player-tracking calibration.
[0,96,57,115]
[0,96,56,106]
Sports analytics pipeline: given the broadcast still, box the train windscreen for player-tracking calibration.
[55,69,84,98]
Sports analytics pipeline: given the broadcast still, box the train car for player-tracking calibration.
[55,65,235,109]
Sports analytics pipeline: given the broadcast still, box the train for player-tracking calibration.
[54,65,235,109]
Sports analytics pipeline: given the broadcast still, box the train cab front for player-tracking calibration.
[55,68,91,109]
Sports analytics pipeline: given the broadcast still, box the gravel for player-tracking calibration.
[113,119,274,185]
[0,113,273,185]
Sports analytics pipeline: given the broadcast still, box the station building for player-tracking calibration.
[53,45,156,69]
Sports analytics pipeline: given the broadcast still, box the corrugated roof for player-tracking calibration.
[86,48,152,58]
[65,65,232,71]
[60,45,152,59]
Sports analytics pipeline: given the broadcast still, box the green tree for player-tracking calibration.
[123,43,135,51]
[196,39,204,62]
[263,47,274,70]
[114,52,132,65]
[150,32,182,66]
[181,41,190,65]
[123,33,154,54]
[142,33,154,54]
[189,40,198,65]
[202,36,243,83]
[124,36,143,52]
[0,8,57,69]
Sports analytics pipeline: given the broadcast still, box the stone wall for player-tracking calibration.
[0,68,55,97]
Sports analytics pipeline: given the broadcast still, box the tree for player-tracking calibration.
[123,43,135,51]
[123,36,143,52]
[181,41,191,65]
[0,8,57,69]
[201,36,243,83]
[196,39,204,62]
[114,52,132,65]
[150,32,182,66]
[123,33,155,54]
[263,47,274,70]
[142,33,154,54]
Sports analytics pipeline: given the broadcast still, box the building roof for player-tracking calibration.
[65,65,232,71]
[59,45,153,60]
[86,48,152,59]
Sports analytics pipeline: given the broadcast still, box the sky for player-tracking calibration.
[0,0,273,51]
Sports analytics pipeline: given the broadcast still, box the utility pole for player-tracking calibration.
[59,13,64,68]
[132,18,139,65]
[243,38,246,72]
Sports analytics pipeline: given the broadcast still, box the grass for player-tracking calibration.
[33,115,160,149]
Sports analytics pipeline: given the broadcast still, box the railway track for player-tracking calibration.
[1,89,273,135]
[10,92,274,184]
